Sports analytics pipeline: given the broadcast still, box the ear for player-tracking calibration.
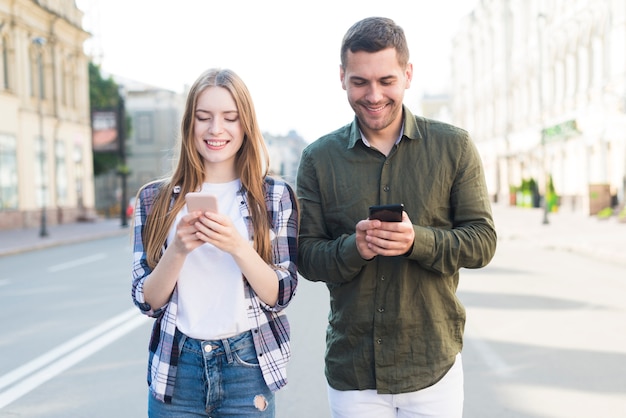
[405,63,413,89]
[340,64,347,91]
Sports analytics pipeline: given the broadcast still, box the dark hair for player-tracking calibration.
[340,17,409,69]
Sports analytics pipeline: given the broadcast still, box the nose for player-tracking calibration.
[365,83,384,104]
[208,118,224,135]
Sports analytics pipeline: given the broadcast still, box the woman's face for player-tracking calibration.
[193,86,244,179]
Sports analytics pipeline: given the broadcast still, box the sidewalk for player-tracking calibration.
[0,206,624,265]
[0,217,130,257]
[492,204,626,266]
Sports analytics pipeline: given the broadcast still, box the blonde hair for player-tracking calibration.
[142,68,271,269]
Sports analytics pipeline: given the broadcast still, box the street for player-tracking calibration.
[0,232,625,417]
[460,238,626,417]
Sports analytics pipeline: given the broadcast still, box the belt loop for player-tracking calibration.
[222,338,234,364]
[177,330,187,354]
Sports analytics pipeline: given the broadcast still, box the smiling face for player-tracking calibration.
[340,47,412,142]
[193,86,244,181]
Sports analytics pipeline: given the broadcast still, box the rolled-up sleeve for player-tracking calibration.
[131,183,167,318]
[262,180,299,311]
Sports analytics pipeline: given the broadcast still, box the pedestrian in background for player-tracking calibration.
[131,68,298,417]
[296,17,497,418]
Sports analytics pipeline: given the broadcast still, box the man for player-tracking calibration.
[296,17,497,418]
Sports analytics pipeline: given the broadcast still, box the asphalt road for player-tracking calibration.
[1,234,625,417]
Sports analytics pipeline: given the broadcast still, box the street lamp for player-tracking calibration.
[33,36,48,237]
[118,85,128,228]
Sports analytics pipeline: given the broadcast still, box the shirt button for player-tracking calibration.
[383,185,390,192]
[381,276,385,281]
[378,308,385,313]
[377,338,383,344]
[204,345,213,353]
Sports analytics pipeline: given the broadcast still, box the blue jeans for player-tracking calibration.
[148,330,275,417]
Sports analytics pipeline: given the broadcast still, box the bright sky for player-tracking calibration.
[76,0,476,142]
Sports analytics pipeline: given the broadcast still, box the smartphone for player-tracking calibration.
[369,203,404,222]
[185,192,218,214]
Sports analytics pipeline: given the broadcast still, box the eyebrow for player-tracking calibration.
[349,75,397,82]
[195,109,238,114]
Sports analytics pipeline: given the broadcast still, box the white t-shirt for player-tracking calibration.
[168,180,251,340]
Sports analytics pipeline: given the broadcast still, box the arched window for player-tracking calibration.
[1,34,9,90]
[31,39,46,99]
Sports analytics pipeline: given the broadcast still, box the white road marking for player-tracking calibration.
[47,253,108,272]
[0,308,148,409]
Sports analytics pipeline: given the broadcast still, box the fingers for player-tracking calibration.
[190,213,245,254]
[172,222,204,253]
[364,219,414,256]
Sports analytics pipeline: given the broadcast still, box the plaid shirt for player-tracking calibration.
[131,177,298,403]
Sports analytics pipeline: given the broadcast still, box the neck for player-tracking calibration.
[203,162,237,183]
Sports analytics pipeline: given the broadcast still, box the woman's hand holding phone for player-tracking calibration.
[185,192,219,215]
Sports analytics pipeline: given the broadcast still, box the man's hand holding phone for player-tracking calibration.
[356,203,414,259]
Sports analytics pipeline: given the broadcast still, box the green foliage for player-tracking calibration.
[89,62,133,176]
[546,175,558,212]
[89,62,119,108]
[92,152,119,176]
[116,164,131,176]
[597,207,613,219]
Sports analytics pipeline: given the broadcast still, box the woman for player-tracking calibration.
[131,68,298,417]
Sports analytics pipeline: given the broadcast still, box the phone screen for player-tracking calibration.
[369,204,404,222]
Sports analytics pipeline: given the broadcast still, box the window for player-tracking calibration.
[63,53,76,107]
[1,35,9,90]
[35,136,48,207]
[55,140,68,205]
[136,112,154,144]
[31,45,45,99]
[0,134,18,209]
[74,145,84,207]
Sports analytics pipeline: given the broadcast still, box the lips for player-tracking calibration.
[204,139,228,148]
[365,104,387,112]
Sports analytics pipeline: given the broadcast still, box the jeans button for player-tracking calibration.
[204,344,213,353]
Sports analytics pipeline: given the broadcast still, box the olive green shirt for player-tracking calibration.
[296,106,497,393]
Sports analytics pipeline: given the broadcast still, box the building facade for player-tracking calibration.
[92,77,186,217]
[451,0,626,214]
[0,0,94,230]
[265,130,307,188]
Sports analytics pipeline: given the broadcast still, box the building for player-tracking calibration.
[264,130,307,187]
[0,0,94,230]
[420,93,453,124]
[93,76,186,217]
[451,0,626,215]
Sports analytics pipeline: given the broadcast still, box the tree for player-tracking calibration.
[88,62,131,176]
[89,62,118,109]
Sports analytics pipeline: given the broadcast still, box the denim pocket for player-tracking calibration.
[232,343,260,367]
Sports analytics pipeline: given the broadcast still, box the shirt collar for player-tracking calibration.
[360,122,405,148]
[347,105,422,149]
